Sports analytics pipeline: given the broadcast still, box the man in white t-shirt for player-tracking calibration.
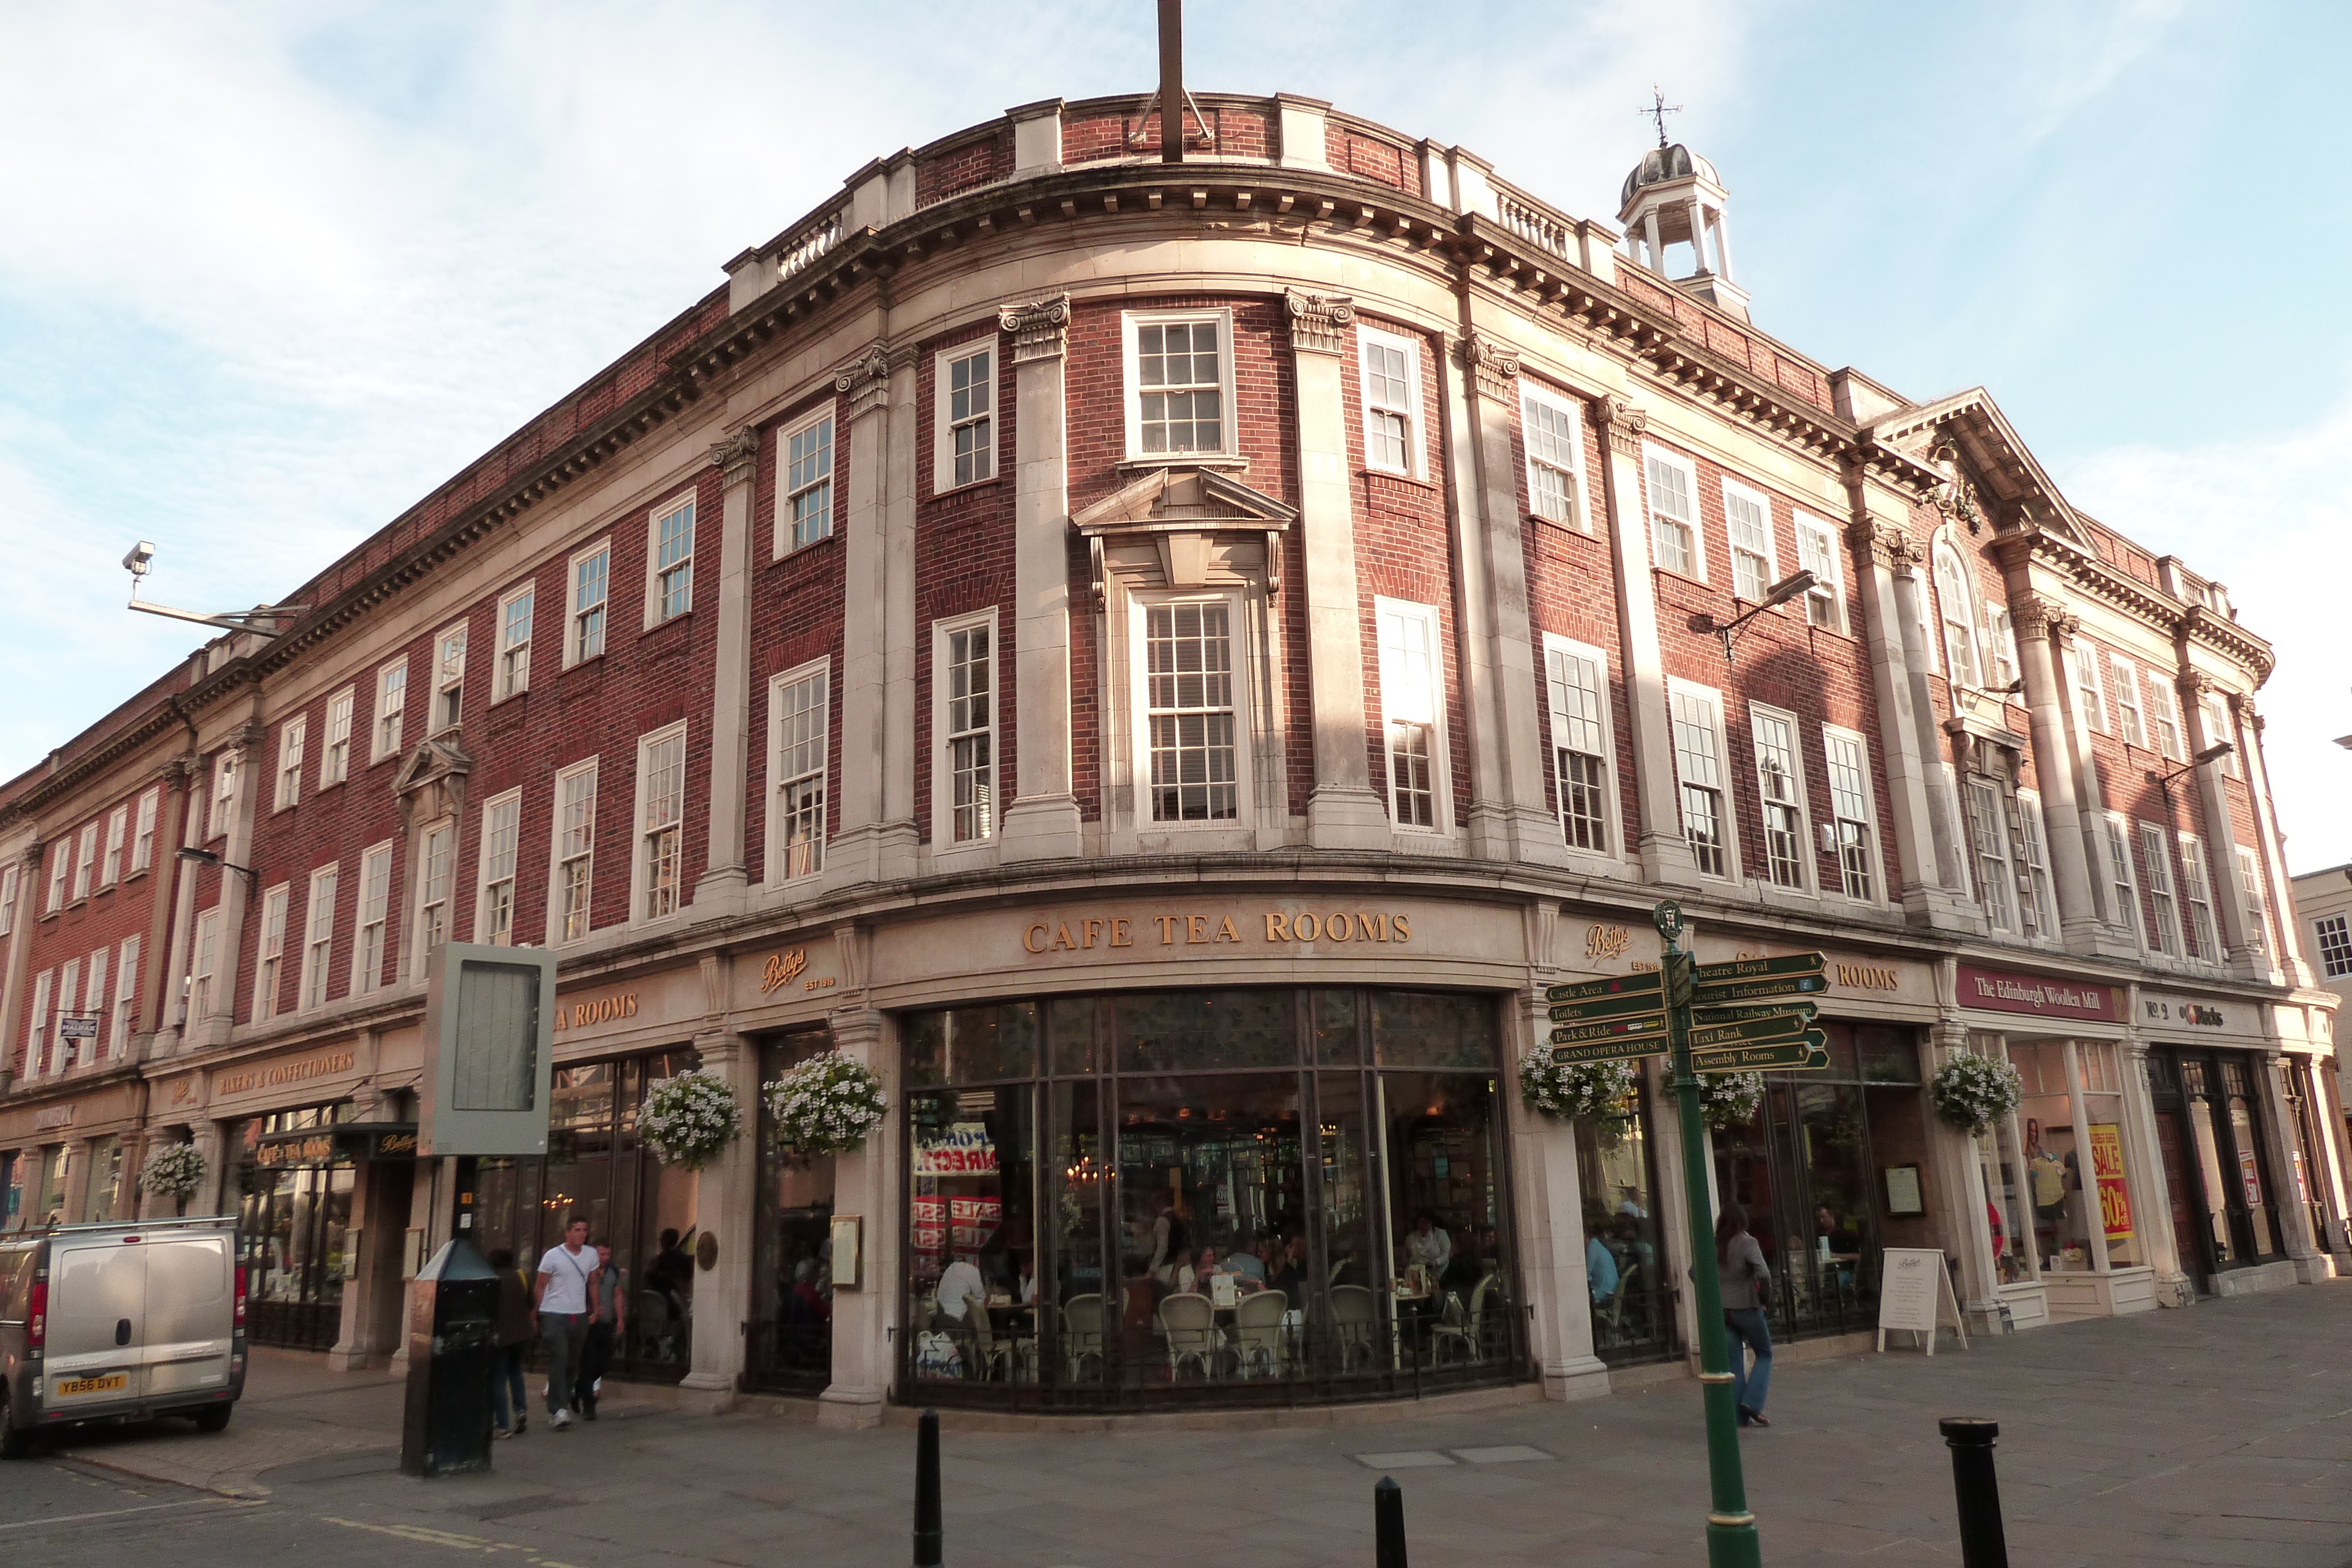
[932,1256,987,1328]
[534,1218,600,1429]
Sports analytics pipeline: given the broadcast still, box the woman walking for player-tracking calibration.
[1714,1203,1773,1429]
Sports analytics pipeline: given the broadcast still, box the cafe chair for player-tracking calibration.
[1061,1294,1105,1383]
[1157,1291,1218,1380]
[1328,1285,1378,1373]
[1230,1289,1288,1379]
[1431,1276,1495,1367]
[1595,1265,1636,1346]
[963,1305,1014,1382]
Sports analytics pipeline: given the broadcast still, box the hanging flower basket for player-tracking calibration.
[1931,1054,2024,1136]
[139,1141,206,1203]
[764,1051,887,1159]
[639,1069,744,1172]
[1695,1069,1766,1131]
[1518,1047,1640,1145]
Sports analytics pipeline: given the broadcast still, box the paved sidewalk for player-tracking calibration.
[24,1282,2352,1566]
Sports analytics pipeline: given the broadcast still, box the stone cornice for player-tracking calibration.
[2027,532,2275,684]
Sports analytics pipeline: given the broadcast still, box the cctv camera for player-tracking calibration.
[123,541,155,576]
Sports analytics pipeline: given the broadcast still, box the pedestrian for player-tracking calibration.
[487,1248,534,1437]
[1714,1202,1773,1429]
[534,1218,600,1430]
[574,1240,627,1421]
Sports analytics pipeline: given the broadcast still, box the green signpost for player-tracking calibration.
[1544,972,1662,1005]
[1646,908,1838,1568]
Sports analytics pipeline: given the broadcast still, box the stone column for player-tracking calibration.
[694,428,760,915]
[880,349,921,881]
[1592,396,1699,885]
[820,1005,899,1428]
[1445,331,1565,864]
[2234,699,2314,987]
[1508,991,1610,1400]
[996,295,1085,861]
[677,1025,756,1412]
[2009,596,2108,950]
[828,348,896,889]
[2261,1050,2330,1282]
[0,841,39,1091]
[1281,290,1390,848]
[1685,199,1710,272]
[2118,1036,2193,1306]
[1841,511,1960,914]
[2177,670,2261,978]
[1926,1019,2002,1328]
[193,723,265,1047]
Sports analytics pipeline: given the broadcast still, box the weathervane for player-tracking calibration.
[1639,86,1683,148]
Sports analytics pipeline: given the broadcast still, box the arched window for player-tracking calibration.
[1932,544,1982,688]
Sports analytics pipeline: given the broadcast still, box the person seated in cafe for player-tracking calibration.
[1016,1252,1038,1306]
[1261,1235,1303,1302]
[1176,1246,1218,1295]
[1585,1220,1621,1305]
[649,1228,695,1306]
[1611,1215,1653,1272]
[1225,1232,1268,1285]
[1405,1211,1452,1278]
[1813,1205,1860,1255]
[931,1252,988,1333]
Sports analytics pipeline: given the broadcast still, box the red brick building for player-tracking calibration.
[0,92,2338,1421]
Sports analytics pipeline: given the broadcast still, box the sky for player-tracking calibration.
[2,1,2347,871]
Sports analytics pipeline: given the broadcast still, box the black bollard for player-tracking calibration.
[1939,1417,2007,1568]
[914,1408,943,1567]
[1374,1475,1406,1568]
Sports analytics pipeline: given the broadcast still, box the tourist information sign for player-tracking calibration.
[1543,972,1662,1006]
[1690,972,1828,1005]
[1692,1033,1832,1072]
[1548,989,1672,1024]
[1686,1012,1813,1051]
[1548,1035,1673,1066]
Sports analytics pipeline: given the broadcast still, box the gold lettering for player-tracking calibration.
[1265,912,1292,942]
[1155,915,1178,945]
[1083,919,1104,950]
[1110,918,1133,948]
[1024,923,1048,953]
[1051,922,1078,952]
[1356,913,1387,942]
[1391,913,1410,942]
[1185,914,1210,944]
[1326,910,1352,941]
[623,995,638,1017]
[1215,916,1240,944]
[1294,912,1320,942]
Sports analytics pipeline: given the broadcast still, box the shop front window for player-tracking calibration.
[2011,1041,2143,1275]
[1574,1071,1671,1362]
[749,1028,838,1392]
[897,988,1521,1408]
[79,1135,122,1224]
[233,1103,356,1351]
[469,1048,700,1380]
[1712,1024,1926,1340]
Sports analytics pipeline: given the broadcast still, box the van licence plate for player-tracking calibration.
[57,1373,128,1397]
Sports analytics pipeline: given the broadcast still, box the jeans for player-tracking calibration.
[492,1343,527,1432]
[574,1319,616,1413]
[1722,1308,1772,1419]
[540,1311,590,1416]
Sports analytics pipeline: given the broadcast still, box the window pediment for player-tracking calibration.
[391,735,473,831]
[1071,466,1297,611]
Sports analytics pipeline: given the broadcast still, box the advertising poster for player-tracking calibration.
[2089,1123,2134,1243]
[913,1122,998,1176]
[911,1193,947,1257]
[950,1196,1002,1252]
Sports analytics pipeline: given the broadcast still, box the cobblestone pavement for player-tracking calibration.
[5,1283,2350,1567]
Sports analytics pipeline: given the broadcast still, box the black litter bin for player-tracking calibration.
[400,1236,501,1477]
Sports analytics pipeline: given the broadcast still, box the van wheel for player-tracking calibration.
[0,1395,31,1460]
[193,1405,232,1435]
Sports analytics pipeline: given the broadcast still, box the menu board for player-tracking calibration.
[1876,1248,1967,1355]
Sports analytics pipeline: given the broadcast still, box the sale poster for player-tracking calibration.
[950,1196,1003,1252]
[2089,1123,2134,1243]
[913,1122,998,1176]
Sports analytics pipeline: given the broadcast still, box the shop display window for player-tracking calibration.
[1575,1068,1672,1362]
[232,1102,356,1352]
[2011,1041,2142,1275]
[749,1028,837,1391]
[895,987,1521,1409]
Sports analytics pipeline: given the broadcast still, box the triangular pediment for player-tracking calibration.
[1070,466,1298,537]
[392,734,473,830]
[1865,387,2091,548]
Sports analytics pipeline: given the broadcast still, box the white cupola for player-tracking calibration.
[1618,141,1749,322]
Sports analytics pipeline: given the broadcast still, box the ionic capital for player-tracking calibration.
[708,425,759,490]
[1595,393,1649,455]
[1456,333,1521,402]
[997,293,1071,364]
[1284,289,1354,356]
[833,345,891,420]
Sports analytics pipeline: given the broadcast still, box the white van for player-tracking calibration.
[0,1215,246,1457]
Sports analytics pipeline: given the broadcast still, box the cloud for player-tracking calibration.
[2060,383,2352,875]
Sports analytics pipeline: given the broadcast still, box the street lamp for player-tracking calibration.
[124,541,306,638]
[176,845,260,885]
[1696,570,1817,666]
[2146,741,2235,813]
